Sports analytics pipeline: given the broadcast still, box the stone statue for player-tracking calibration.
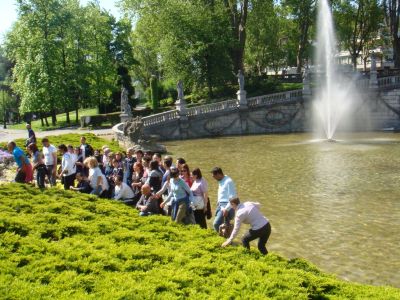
[123,116,167,153]
[303,65,310,81]
[238,70,245,91]
[177,80,184,100]
[123,117,145,143]
[121,86,132,117]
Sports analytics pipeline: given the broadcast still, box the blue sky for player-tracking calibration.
[0,0,121,43]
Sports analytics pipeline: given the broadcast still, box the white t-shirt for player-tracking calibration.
[114,182,135,200]
[61,153,76,176]
[43,144,57,165]
[89,167,109,191]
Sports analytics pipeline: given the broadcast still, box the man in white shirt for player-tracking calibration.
[42,138,57,186]
[114,175,135,203]
[222,197,271,255]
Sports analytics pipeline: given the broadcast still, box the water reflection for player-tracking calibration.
[164,133,400,287]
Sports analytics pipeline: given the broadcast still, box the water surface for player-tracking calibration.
[164,132,400,287]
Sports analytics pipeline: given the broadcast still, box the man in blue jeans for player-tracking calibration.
[211,167,237,232]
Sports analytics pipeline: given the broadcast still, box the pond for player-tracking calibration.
[164,132,400,287]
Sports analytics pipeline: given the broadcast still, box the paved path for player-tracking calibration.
[0,127,114,143]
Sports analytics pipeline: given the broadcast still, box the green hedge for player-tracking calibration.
[3,133,123,153]
[0,183,398,299]
[80,112,121,128]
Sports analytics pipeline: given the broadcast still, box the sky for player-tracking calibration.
[0,0,121,43]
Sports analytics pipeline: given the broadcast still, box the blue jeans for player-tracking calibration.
[90,186,103,196]
[213,202,235,232]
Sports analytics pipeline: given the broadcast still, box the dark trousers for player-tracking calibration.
[36,165,47,189]
[63,173,75,190]
[242,222,271,255]
[45,165,56,186]
[15,169,26,183]
[194,209,207,229]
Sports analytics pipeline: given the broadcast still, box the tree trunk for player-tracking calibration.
[45,116,49,127]
[40,113,44,126]
[352,53,358,70]
[51,109,57,126]
[205,55,214,99]
[75,107,79,123]
[223,0,248,74]
[66,110,70,124]
[393,37,400,68]
[297,23,310,74]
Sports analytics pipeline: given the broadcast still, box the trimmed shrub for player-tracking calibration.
[0,183,399,299]
[80,112,121,128]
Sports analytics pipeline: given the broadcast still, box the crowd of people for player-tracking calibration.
[5,128,272,254]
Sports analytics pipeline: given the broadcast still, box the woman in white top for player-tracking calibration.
[57,144,76,190]
[190,168,209,229]
[84,157,109,197]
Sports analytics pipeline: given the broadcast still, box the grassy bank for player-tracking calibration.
[0,184,398,299]
[4,133,123,153]
[9,108,98,131]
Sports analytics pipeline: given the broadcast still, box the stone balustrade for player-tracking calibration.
[247,90,302,108]
[378,75,400,88]
[186,99,237,117]
[133,75,400,132]
[142,110,179,127]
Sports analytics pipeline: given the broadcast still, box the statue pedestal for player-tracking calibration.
[120,113,131,123]
[237,90,247,109]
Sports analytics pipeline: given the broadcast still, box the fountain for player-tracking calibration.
[313,0,361,140]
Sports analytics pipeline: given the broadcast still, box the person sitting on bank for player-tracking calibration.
[70,172,92,194]
[8,141,33,184]
[85,157,109,197]
[58,144,76,190]
[136,184,161,216]
[160,167,193,224]
[114,175,135,205]
[221,197,272,255]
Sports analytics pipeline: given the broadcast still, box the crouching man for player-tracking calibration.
[136,184,161,216]
[70,172,92,194]
[221,197,271,255]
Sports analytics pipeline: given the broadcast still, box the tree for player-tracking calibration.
[335,0,383,70]
[5,0,66,125]
[222,0,249,73]
[122,0,232,98]
[245,1,293,75]
[284,0,316,73]
[383,0,400,67]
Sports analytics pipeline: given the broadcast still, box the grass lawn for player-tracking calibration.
[8,108,98,131]
[281,82,303,91]
[0,183,399,299]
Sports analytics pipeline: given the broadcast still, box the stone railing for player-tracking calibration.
[186,99,237,117]
[247,90,303,108]
[356,78,370,89]
[378,76,400,88]
[142,110,179,127]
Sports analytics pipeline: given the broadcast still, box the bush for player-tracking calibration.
[3,133,123,153]
[80,112,121,128]
[0,183,399,299]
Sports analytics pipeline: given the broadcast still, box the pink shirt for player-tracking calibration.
[190,178,208,196]
[227,202,269,243]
